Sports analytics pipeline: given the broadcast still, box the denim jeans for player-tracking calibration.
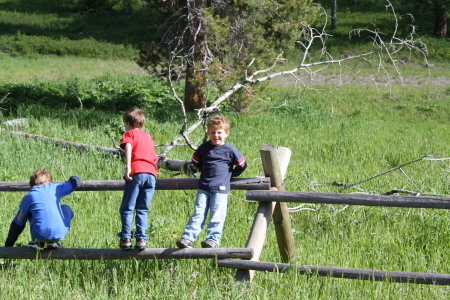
[181,189,228,246]
[118,173,156,240]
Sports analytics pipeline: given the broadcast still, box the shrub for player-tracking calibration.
[0,75,182,118]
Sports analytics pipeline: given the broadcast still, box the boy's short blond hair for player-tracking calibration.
[207,115,230,134]
[30,169,52,187]
[123,107,146,129]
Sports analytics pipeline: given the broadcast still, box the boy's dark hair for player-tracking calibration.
[123,108,146,129]
[207,115,230,134]
[30,169,52,187]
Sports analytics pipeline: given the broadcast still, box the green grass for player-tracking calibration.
[0,54,145,84]
[0,0,160,58]
[2,84,450,298]
[2,0,450,298]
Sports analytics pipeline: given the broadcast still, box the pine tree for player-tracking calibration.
[137,0,320,112]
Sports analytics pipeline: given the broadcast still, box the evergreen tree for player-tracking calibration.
[137,0,319,112]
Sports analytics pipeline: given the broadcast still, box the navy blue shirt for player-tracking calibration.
[192,141,247,193]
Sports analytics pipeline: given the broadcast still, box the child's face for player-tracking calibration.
[207,126,229,146]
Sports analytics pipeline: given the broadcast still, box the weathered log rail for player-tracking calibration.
[246,190,450,209]
[0,247,253,260]
[218,259,450,285]
[0,177,270,192]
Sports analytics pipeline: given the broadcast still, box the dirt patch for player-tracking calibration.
[271,73,450,87]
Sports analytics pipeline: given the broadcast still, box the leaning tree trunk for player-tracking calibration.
[184,0,208,112]
[434,5,448,37]
[331,0,337,30]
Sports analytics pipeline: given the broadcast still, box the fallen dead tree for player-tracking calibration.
[3,129,120,154]
[2,129,196,173]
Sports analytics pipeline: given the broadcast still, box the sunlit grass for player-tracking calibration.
[2,83,450,298]
[2,0,450,298]
[0,54,145,84]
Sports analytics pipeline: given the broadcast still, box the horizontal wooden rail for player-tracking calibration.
[0,177,270,192]
[218,259,450,285]
[246,190,450,209]
[0,247,253,260]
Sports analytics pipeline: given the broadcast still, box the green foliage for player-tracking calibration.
[2,2,450,298]
[137,0,321,112]
[0,0,159,58]
[0,75,182,118]
[4,33,135,58]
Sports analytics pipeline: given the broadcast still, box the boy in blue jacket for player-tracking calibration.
[4,169,80,250]
[177,115,247,248]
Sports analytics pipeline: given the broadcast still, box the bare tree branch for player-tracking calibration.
[339,155,429,193]
[160,0,429,165]
[0,92,10,111]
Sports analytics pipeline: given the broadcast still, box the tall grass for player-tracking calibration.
[2,82,450,298]
[2,0,450,298]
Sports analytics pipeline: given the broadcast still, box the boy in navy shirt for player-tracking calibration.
[4,169,80,250]
[177,115,247,248]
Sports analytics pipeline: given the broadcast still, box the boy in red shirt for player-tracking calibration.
[118,108,158,250]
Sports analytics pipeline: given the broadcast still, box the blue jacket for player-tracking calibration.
[4,176,80,246]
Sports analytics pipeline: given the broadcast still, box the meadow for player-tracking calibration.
[2,0,450,299]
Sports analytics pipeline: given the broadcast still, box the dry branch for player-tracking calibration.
[3,129,198,173]
[339,156,429,193]
[161,1,429,157]
[0,92,10,110]
[4,129,120,154]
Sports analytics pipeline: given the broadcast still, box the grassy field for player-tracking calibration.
[2,0,450,299]
[2,84,450,298]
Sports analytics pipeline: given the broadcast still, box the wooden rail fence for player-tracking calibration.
[246,190,450,209]
[0,177,270,192]
[3,144,449,286]
[0,247,253,260]
[219,259,450,285]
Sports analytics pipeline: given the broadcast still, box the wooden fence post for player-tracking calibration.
[259,145,296,263]
[235,144,294,282]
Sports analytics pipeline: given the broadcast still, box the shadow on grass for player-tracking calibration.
[0,0,165,50]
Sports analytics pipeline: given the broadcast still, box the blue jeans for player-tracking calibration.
[118,173,156,240]
[181,189,228,246]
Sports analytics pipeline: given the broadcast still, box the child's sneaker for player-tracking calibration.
[119,237,132,250]
[176,238,193,248]
[28,239,45,251]
[135,238,147,250]
[46,241,63,249]
[201,240,218,248]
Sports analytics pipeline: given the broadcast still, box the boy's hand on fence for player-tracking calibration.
[183,161,198,178]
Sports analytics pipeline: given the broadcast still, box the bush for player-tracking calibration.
[0,75,182,118]
[3,33,136,59]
